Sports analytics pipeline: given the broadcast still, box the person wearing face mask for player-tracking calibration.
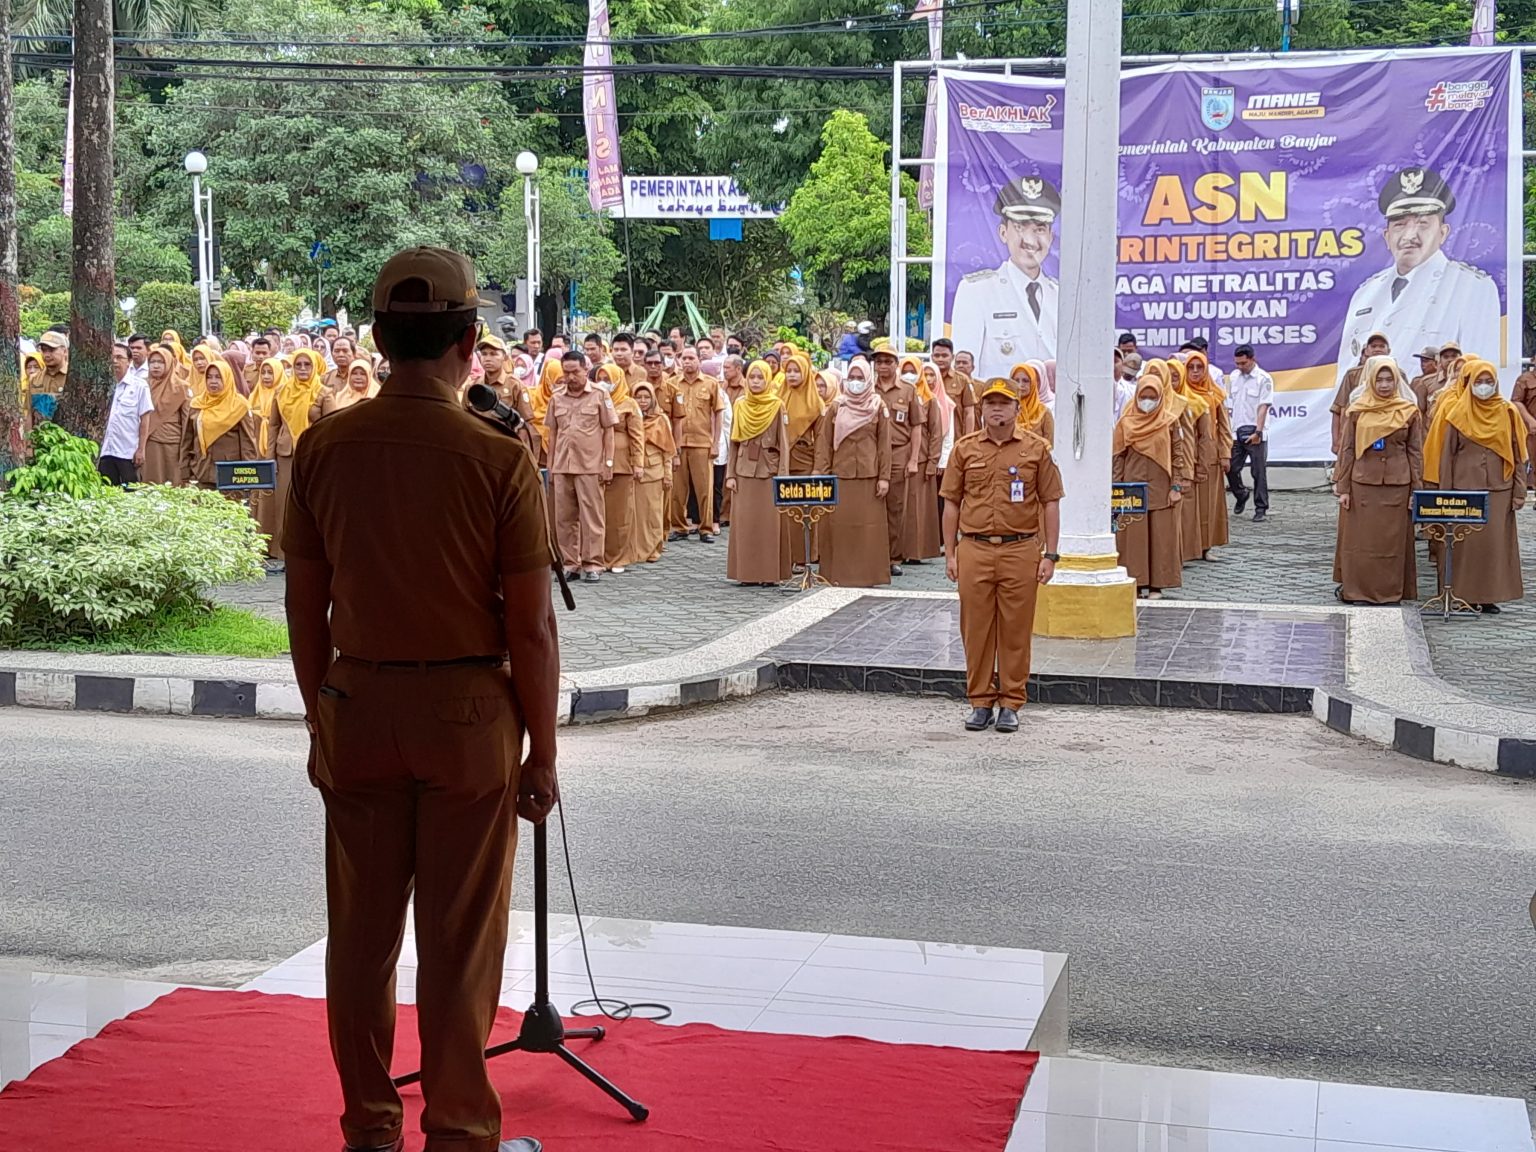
[899,356,943,565]
[142,345,191,485]
[813,356,892,587]
[1332,356,1424,605]
[1423,358,1527,612]
[598,364,644,573]
[182,359,258,493]
[724,360,791,585]
[1009,362,1054,446]
[546,351,618,583]
[1112,361,1192,598]
[872,347,923,576]
[630,381,676,563]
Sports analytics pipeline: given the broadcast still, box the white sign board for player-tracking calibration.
[619,176,784,219]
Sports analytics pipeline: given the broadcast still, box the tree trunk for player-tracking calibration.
[0,0,24,475]
[57,0,116,442]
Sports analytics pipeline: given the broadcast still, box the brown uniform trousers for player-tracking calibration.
[546,388,617,573]
[940,429,1064,710]
[604,403,644,567]
[670,375,723,534]
[876,378,920,564]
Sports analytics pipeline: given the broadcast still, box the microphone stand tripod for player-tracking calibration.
[393,818,649,1123]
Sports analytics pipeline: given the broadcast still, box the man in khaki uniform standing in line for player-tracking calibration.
[941,380,1063,735]
[546,350,617,581]
[668,345,724,543]
[283,246,553,1152]
[1409,346,1441,415]
[931,338,976,436]
[324,336,358,392]
[612,332,644,386]
[1329,331,1388,459]
[872,346,922,576]
[32,331,69,426]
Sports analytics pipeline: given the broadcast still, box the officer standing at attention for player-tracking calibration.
[941,379,1063,735]
[872,346,923,576]
[546,350,618,582]
[283,247,554,1152]
[949,176,1062,380]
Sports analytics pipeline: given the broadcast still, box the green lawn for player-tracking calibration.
[11,605,290,659]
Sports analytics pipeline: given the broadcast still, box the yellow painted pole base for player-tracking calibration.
[1032,556,1138,639]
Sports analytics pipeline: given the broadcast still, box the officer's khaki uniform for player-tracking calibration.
[282,373,551,1152]
[1512,370,1536,466]
[875,376,920,564]
[604,393,644,567]
[940,427,1064,710]
[903,387,944,561]
[670,372,724,533]
[940,368,976,436]
[545,387,618,573]
[1411,371,1441,416]
[633,403,676,563]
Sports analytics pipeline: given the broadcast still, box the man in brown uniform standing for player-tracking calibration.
[324,337,358,392]
[546,350,617,581]
[872,347,922,576]
[1409,346,1441,414]
[32,331,69,426]
[941,380,1063,735]
[668,345,724,542]
[931,338,976,435]
[283,246,555,1152]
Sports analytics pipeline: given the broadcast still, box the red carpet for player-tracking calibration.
[0,989,1036,1150]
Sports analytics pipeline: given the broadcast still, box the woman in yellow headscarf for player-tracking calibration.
[247,356,286,550]
[724,359,790,585]
[1182,350,1230,554]
[598,362,644,572]
[188,343,219,399]
[1331,355,1423,604]
[161,329,193,384]
[265,352,324,564]
[1423,357,1527,610]
[1008,362,1055,446]
[181,358,256,494]
[898,356,943,564]
[531,354,566,464]
[20,350,44,413]
[1112,360,1193,597]
[630,379,677,564]
[317,358,380,421]
[1164,359,1208,564]
[777,351,825,570]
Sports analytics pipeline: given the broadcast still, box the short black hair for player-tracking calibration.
[643,349,664,363]
[561,350,586,365]
[1191,336,1209,351]
[932,338,954,351]
[1117,332,1136,344]
[523,328,541,341]
[1235,344,1256,358]
[584,332,604,346]
[612,331,635,348]
[128,333,148,346]
[370,278,477,362]
[251,336,272,350]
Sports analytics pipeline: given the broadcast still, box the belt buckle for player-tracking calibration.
[987,535,1003,544]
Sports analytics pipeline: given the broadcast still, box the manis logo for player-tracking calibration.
[957,96,1057,134]
[1425,79,1492,112]
[1241,91,1326,121]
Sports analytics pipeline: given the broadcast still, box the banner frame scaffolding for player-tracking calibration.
[888,46,1536,354]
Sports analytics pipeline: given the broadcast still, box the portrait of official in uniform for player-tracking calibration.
[1335,165,1501,388]
[950,175,1061,380]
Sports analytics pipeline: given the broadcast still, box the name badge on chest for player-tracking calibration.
[1372,438,1386,451]
[1008,466,1025,503]
[894,409,906,424]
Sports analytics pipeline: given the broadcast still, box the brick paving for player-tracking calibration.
[215,484,1536,703]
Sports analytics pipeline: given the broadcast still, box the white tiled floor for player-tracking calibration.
[3,916,1531,1152]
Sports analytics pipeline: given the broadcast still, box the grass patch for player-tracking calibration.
[10,604,290,658]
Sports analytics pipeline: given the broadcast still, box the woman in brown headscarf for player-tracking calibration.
[813,356,892,587]
[1166,359,1208,564]
[1009,362,1055,446]
[725,360,791,585]
[598,363,644,572]
[142,345,190,485]
[248,356,285,549]
[778,350,825,571]
[901,357,943,564]
[630,380,676,563]
[815,369,840,405]
[1183,350,1231,555]
[181,360,257,493]
[267,353,325,564]
[316,357,379,421]
[1423,357,1527,611]
[1112,360,1192,597]
[1333,356,1423,604]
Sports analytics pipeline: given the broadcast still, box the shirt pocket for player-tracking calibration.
[573,401,602,434]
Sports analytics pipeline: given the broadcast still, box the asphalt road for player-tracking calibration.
[2,698,1533,1113]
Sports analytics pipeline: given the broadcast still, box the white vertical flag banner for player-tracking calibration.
[913,0,944,210]
[61,69,75,217]
[583,0,624,213]
[1470,0,1496,45]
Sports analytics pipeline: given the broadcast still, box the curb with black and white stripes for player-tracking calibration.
[1311,686,1536,779]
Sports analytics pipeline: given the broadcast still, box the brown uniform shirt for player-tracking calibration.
[281,373,552,661]
[940,369,976,433]
[545,387,618,474]
[677,374,725,449]
[727,414,788,480]
[875,378,920,470]
[180,411,260,487]
[813,401,892,479]
[1511,372,1536,427]
[644,373,680,418]
[1329,366,1362,416]
[1336,413,1423,492]
[612,402,645,473]
[36,366,67,398]
[940,428,1065,537]
[1410,372,1440,415]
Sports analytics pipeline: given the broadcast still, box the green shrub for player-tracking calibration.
[219,290,304,339]
[133,281,203,342]
[5,423,103,499]
[0,485,266,645]
[36,291,71,326]
[19,307,51,340]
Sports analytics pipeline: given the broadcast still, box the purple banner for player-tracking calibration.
[583,0,623,213]
[933,50,1521,462]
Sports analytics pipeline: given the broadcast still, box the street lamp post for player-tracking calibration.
[516,151,541,338]
[183,151,213,338]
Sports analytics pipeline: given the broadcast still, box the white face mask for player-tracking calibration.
[845,378,870,396]
[1473,381,1498,400]
[1137,397,1160,413]
[597,378,614,394]
[900,371,918,384]
[514,363,530,378]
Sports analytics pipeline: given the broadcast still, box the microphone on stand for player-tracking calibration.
[466,382,524,432]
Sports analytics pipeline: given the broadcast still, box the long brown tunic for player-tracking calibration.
[632,416,674,564]
[604,401,645,568]
[142,383,190,486]
[1335,413,1423,604]
[1197,401,1231,550]
[813,401,893,588]
[1435,429,1526,605]
[726,415,791,584]
[179,411,260,491]
[785,415,820,566]
[1178,409,1206,562]
[903,390,944,561]
[1113,425,1193,591]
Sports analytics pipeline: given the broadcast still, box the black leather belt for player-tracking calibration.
[339,654,504,670]
[962,532,1036,545]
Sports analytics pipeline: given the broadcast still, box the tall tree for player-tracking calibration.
[56,0,114,440]
[0,0,24,474]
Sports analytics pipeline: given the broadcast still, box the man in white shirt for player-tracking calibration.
[98,342,156,486]
[1225,344,1273,522]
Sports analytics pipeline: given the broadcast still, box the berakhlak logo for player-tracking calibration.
[956,95,1058,134]
[1201,86,1236,131]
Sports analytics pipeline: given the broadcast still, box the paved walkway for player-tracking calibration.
[216,484,1536,705]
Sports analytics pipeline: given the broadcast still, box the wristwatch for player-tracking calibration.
[1043,551,1060,563]
[1171,484,1183,493]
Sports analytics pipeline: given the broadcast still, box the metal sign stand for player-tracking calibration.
[1419,522,1485,620]
[778,505,833,592]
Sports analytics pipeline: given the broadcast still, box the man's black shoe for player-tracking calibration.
[668,532,688,542]
[1233,493,1248,515]
[995,707,1020,733]
[964,706,994,732]
[1253,511,1268,523]
[699,533,716,543]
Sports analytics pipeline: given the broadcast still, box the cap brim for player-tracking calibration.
[1000,207,1056,223]
[1384,199,1449,218]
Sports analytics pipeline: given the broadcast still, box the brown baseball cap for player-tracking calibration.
[476,332,506,352]
[37,331,68,350]
[979,378,1020,402]
[372,246,497,315]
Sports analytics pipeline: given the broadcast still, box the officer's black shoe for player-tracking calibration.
[1233,493,1248,515]
[890,563,904,576]
[964,706,994,732]
[994,707,1020,734]
[700,533,717,543]
[668,531,688,542]
[1253,511,1268,523]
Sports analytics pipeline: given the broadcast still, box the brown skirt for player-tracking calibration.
[1437,486,1523,605]
[819,478,891,588]
[727,476,790,584]
[1116,504,1182,590]
[903,473,942,560]
[1199,469,1229,550]
[142,438,183,486]
[604,473,637,568]
[1179,481,1203,562]
[787,438,817,565]
[1337,484,1416,603]
[632,479,668,563]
